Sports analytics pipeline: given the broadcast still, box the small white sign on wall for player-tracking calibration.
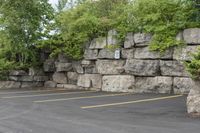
[114,49,120,59]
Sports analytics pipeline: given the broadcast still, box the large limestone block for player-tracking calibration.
[43,59,55,72]
[102,75,135,92]
[9,76,19,81]
[98,49,115,59]
[29,68,45,76]
[173,77,193,94]
[134,47,173,59]
[84,49,98,60]
[124,32,134,48]
[176,32,184,41]
[84,66,98,74]
[135,76,172,94]
[160,60,189,77]
[52,72,68,84]
[125,59,160,76]
[173,46,198,61]
[55,62,72,72]
[107,29,118,45]
[18,76,33,82]
[89,37,107,49]
[44,81,57,88]
[34,76,49,82]
[72,61,84,74]
[134,33,152,46]
[96,60,125,75]
[81,60,94,67]
[67,72,78,84]
[63,84,80,90]
[121,49,134,59]
[21,82,43,88]
[9,70,27,76]
[183,28,200,44]
[187,80,200,116]
[77,74,102,89]
[0,81,21,89]
[58,53,69,63]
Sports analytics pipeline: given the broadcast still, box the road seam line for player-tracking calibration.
[34,93,131,103]
[0,88,68,95]
[81,95,183,109]
[1,90,97,99]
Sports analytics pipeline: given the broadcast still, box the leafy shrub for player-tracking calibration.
[185,47,200,79]
[42,0,200,60]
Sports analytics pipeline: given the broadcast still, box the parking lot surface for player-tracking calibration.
[0,88,199,133]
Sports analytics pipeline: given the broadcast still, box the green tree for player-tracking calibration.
[0,0,54,68]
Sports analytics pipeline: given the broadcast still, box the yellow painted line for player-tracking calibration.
[34,93,131,103]
[2,90,97,99]
[81,95,183,109]
[0,88,68,95]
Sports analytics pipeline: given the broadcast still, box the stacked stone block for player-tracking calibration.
[75,28,200,94]
[1,28,200,94]
[0,68,49,89]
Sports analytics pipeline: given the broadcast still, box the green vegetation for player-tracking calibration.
[0,0,54,78]
[185,47,200,79]
[0,0,200,78]
[42,0,199,59]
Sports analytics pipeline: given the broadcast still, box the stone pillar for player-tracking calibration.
[187,80,200,117]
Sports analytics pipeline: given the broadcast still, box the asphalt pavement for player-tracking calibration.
[0,88,199,133]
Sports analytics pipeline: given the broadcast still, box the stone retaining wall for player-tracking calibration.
[41,28,200,94]
[1,28,200,94]
[0,68,49,89]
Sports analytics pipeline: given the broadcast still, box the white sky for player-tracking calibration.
[49,0,58,5]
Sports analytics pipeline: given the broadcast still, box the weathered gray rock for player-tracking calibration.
[77,74,102,89]
[84,49,98,60]
[81,60,93,67]
[125,59,160,76]
[34,76,49,82]
[58,53,69,63]
[102,75,135,92]
[29,68,45,76]
[124,32,134,48]
[55,62,73,72]
[44,81,57,88]
[9,70,27,76]
[134,33,152,46]
[56,84,64,88]
[43,59,55,72]
[40,51,49,62]
[98,49,115,59]
[107,29,118,45]
[121,49,134,59]
[134,47,173,59]
[89,37,107,49]
[96,60,125,75]
[9,76,20,81]
[52,72,68,84]
[63,84,80,90]
[0,81,21,89]
[21,82,43,88]
[135,76,172,94]
[176,32,183,41]
[183,28,200,44]
[84,66,98,74]
[72,61,84,74]
[187,80,200,115]
[173,46,198,61]
[19,76,33,82]
[173,77,193,94]
[160,61,189,77]
[67,72,78,84]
